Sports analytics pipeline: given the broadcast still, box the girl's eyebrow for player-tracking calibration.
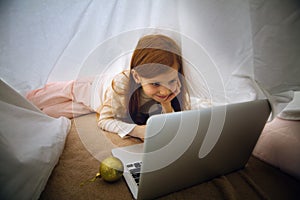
[167,78,177,84]
[150,79,177,86]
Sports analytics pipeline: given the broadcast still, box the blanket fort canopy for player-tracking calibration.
[1,0,299,112]
[0,0,299,200]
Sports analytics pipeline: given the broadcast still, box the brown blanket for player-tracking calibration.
[40,113,300,200]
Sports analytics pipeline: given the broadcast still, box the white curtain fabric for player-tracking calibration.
[0,0,299,199]
[249,0,300,118]
[1,0,299,113]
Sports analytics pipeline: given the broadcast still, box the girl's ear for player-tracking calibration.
[131,69,141,84]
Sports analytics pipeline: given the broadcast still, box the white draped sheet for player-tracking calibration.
[0,0,299,199]
[1,0,299,113]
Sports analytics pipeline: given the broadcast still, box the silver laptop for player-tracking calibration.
[0,78,43,113]
[112,99,271,199]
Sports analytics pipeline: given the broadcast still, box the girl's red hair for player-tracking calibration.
[127,34,190,124]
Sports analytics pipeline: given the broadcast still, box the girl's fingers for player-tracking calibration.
[168,94,176,102]
[167,87,180,101]
[173,84,181,96]
[164,80,181,103]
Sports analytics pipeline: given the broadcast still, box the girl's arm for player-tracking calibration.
[98,116,145,140]
[97,92,137,138]
[97,71,145,140]
[128,125,146,141]
[160,102,174,113]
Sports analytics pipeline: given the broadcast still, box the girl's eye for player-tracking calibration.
[151,82,160,87]
[169,79,177,84]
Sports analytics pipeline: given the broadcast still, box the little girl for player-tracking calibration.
[26,34,191,140]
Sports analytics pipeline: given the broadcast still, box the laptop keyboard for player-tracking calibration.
[126,161,142,186]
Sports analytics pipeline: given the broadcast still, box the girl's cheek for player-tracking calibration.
[142,86,156,95]
[148,88,157,95]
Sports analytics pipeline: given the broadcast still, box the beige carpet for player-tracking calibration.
[40,113,300,200]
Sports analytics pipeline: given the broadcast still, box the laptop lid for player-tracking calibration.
[113,99,271,199]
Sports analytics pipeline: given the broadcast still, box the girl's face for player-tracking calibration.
[132,67,181,103]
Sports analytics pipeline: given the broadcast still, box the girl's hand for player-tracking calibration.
[161,78,181,113]
[129,125,146,141]
[166,78,181,101]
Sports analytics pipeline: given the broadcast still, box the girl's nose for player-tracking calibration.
[159,86,171,95]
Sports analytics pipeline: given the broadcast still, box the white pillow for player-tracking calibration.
[253,117,300,179]
[0,101,70,200]
[278,91,300,120]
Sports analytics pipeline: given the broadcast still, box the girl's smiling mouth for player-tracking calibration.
[156,94,168,99]
[155,93,173,101]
